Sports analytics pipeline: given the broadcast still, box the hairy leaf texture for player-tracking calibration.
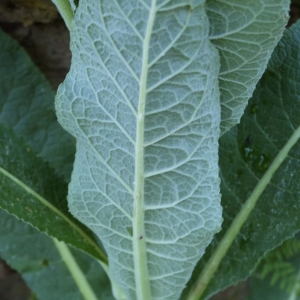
[56,1,222,299]
[207,0,290,133]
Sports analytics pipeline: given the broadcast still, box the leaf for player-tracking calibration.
[181,20,300,299]
[206,0,290,134]
[0,124,106,263]
[0,209,114,300]
[0,28,75,181]
[55,1,222,299]
[0,29,110,299]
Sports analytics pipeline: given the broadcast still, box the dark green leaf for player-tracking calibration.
[56,2,222,299]
[0,210,113,300]
[0,123,106,263]
[0,28,75,181]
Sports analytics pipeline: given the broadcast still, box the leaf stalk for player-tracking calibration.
[53,238,98,300]
[51,0,74,30]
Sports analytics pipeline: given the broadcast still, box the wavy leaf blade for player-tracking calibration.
[207,0,290,134]
[56,1,222,299]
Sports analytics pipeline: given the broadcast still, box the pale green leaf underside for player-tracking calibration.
[206,0,290,134]
[56,1,222,299]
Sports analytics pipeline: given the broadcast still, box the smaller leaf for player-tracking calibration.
[0,210,113,300]
[0,124,106,263]
[206,0,290,133]
[0,28,75,181]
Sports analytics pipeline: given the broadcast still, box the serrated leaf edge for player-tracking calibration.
[0,166,107,264]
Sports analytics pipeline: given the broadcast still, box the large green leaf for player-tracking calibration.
[0,209,113,300]
[0,28,75,181]
[55,1,222,299]
[206,0,290,133]
[0,124,106,262]
[181,20,300,299]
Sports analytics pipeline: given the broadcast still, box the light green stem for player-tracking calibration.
[132,1,157,299]
[51,0,74,30]
[99,262,127,300]
[53,238,98,300]
[187,125,300,300]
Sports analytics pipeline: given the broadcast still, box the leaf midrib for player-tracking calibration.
[132,1,157,299]
[53,238,98,300]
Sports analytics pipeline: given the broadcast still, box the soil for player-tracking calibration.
[0,1,299,299]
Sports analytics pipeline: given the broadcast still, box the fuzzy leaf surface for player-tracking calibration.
[181,20,300,300]
[206,0,290,133]
[55,1,222,299]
